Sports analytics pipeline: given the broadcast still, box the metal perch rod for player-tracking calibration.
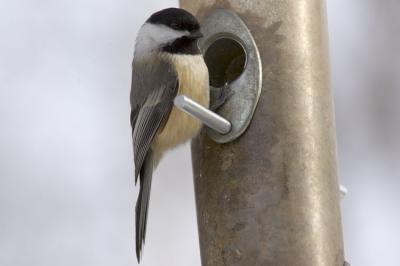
[174,95,232,135]
[340,185,348,198]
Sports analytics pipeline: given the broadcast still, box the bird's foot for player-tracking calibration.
[210,83,234,111]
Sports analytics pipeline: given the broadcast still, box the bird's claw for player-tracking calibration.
[210,83,234,111]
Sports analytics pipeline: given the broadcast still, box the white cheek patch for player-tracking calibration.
[134,23,189,56]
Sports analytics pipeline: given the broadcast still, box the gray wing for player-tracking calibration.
[130,58,178,182]
[130,57,178,262]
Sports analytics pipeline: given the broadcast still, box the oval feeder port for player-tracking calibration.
[199,9,262,143]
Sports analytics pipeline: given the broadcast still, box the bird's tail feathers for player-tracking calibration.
[135,150,154,262]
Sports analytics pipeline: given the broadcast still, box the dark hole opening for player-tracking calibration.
[204,38,246,88]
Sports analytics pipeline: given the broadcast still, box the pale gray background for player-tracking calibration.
[0,0,399,265]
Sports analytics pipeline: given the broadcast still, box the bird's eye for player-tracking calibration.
[170,23,179,29]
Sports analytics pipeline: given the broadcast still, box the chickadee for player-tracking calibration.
[130,8,209,261]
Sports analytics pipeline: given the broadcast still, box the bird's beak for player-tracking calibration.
[189,30,203,39]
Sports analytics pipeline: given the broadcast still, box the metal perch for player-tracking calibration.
[174,95,231,135]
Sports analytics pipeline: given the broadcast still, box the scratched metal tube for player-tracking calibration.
[174,95,232,135]
[181,0,345,266]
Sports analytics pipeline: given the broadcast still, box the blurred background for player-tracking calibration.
[0,0,399,265]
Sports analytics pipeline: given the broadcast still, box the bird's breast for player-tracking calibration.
[154,54,209,152]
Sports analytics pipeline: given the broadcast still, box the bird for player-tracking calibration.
[130,8,210,262]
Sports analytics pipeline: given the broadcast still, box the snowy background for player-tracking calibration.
[1,0,399,265]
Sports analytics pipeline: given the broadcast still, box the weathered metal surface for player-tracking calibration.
[199,9,262,143]
[181,0,345,266]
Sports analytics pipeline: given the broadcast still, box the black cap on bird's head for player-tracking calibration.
[147,8,201,36]
[135,8,203,56]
